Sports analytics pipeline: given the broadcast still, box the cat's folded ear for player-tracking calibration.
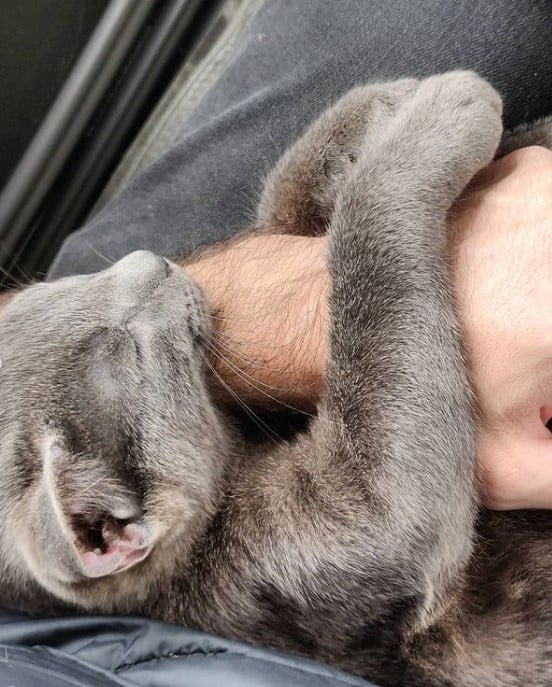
[15,435,153,590]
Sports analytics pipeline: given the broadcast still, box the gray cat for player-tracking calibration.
[0,71,550,687]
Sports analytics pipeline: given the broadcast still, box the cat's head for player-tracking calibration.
[0,251,229,612]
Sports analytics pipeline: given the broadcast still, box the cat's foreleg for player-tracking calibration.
[313,72,503,626]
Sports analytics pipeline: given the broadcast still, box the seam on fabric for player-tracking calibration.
[114,647,227,672]
[113,647,370,686]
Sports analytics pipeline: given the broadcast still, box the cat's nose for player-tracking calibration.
[110,251,170,280]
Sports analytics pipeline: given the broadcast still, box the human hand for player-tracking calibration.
[450,145,552,509]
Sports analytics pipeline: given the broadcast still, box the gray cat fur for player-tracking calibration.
[0,72,551,687]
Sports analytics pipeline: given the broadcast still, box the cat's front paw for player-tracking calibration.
[403,71,503,198]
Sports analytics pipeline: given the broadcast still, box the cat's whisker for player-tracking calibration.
[213,329,330,391]
[85,241,117,266]
[207,340,337,430]
[212,332,292,374]
[0,264,34,289]
[209,336,337,427]
[205,341,316,419]
[207,339,293,394]
[203,355,282,444]
[213,331,306,377]
[0,243,40,288]
[70,472,134,501]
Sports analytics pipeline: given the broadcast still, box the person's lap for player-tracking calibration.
[49,0,552,278]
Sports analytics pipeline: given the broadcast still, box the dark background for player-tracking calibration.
[0,1,109,187]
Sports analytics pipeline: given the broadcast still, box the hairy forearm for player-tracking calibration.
[185,234,328,408]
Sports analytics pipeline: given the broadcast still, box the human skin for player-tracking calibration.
[185,235,328,408]
[450,146,552,509]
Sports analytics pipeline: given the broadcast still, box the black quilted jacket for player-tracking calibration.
[0,610,376,687]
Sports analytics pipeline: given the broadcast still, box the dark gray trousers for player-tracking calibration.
[50,0,552,277]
